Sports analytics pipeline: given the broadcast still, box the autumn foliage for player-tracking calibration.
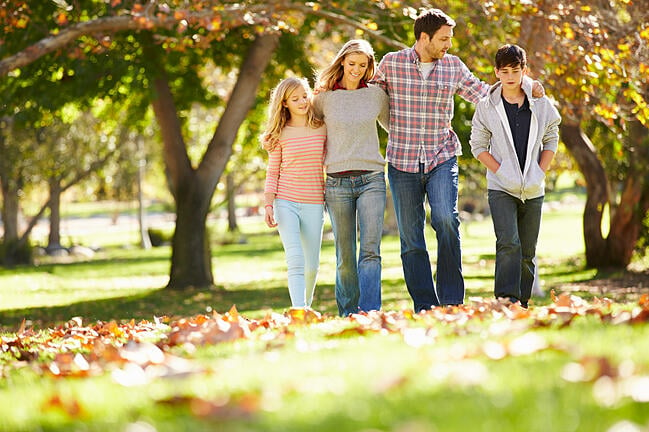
[2,294,648,376]
[1,292,648,427]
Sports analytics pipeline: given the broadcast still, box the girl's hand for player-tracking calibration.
[265,206,277,228]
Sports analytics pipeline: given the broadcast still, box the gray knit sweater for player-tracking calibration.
[313,85,389,174]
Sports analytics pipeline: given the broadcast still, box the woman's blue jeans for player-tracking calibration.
[275,199,324,308]
[488,190,544,305]
[325,171,386,316]
[387,157,464,310]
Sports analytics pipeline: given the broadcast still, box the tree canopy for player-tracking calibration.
[2,0,648,284]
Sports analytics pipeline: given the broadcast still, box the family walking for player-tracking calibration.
[261,8,560,314]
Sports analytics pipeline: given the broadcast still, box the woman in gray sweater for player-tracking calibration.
[313,39,390,316]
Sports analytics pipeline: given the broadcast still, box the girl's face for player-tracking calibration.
[341,53,369,87]
[283,85,309,118]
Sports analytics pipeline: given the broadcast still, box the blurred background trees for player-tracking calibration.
[1,0,647,286]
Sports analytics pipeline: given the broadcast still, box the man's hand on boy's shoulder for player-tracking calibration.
[531,80,545,98]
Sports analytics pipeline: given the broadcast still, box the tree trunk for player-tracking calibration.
[136,136,151,249]
[47,178,63,251]
[559,122,610,267]
[518,14,554,78]
[226,172,238,232]
[520,4,649,269]
[0,128,19,243]
[0,173,26,265]
[518,9,612,266]
[151,74,213,289]
[151,33,280,289]
[608,175,643,267]
[0,178,20,243]
[168,173,213,289]
[607,118,649,267]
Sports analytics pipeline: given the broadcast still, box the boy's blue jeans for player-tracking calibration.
[325,171,386,316]
[488,190,544,305]
[388,157,464,310]
[275,199,324,308]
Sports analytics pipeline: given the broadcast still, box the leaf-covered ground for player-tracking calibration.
[1,291,649,431]
[3,292,645,380]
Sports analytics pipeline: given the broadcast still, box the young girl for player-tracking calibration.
[261,77,327,309]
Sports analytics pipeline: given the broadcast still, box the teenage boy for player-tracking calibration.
[372,9,544,311]
[470,44,561,307]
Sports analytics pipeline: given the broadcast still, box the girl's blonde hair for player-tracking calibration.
[260,77,323,152]
[316,39,377,91]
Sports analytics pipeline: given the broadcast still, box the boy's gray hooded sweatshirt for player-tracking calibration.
[470,81,561,201]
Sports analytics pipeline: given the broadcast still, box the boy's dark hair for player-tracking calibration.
[495,44,527,69]
[414,9,456,41]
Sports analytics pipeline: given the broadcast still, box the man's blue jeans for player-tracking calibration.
[488,190,544,305]
[275,199,324,308]
[325,171,386,316]
[388,158,464,310]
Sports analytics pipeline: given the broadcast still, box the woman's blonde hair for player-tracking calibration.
[260,77,323,152]
[316,39,377,91]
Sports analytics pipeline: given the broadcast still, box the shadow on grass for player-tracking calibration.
[0,224,622,332]
[0,254,600,332]
[2,255,168,275]
[212,243,287,259]
[0,281,339,332]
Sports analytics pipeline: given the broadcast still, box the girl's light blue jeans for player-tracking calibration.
[275,199,324,308]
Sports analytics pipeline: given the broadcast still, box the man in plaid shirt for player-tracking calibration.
[372,9,543,311]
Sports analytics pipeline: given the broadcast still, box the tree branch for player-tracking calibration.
[0,16,139,76]
[286,3,408,50]
[0,2,408,77]
[197,32,280,201]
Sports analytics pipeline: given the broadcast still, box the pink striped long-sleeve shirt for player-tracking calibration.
[264,124,327,204]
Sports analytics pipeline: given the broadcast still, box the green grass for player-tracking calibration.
[1,198,648,431]
[1,198,597,328]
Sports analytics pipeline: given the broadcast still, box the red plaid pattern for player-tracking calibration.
[372,47,490,173]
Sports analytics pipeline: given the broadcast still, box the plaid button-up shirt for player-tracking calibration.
[372,47,490,173]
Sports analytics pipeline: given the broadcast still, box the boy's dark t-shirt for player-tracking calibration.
[502,95,531,173]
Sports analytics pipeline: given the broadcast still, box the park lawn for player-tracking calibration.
[0,197,600,328]
[1,198,648,431]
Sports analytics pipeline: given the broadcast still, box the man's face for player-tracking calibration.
[423,25,453,60]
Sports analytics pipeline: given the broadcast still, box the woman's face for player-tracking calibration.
[341,53,369,87]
